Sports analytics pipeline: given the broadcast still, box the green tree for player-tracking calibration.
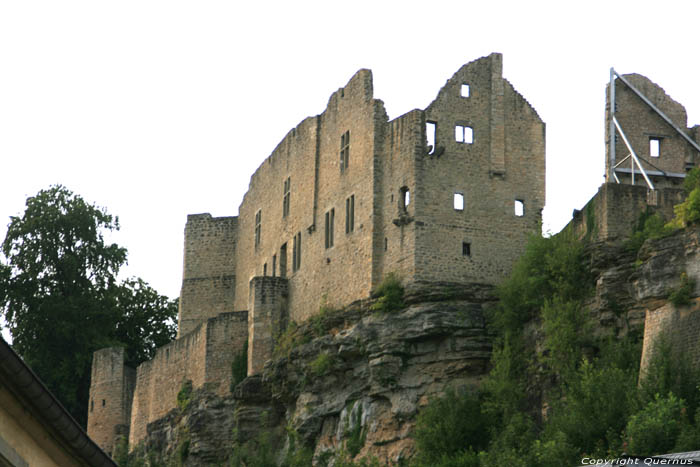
[0,185,177,426]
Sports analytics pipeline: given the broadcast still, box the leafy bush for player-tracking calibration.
[668,272,695,307]
[541,297,589,379]
[413,389,489,466]
[625,393,688,455]
[231,340,248,391]
[625,211,673,253]
[667,167,700,228]
[176,380,193,411]
[370,272,404,313]
[309,352,334,377]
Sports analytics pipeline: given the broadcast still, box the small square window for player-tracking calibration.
[650,138,661,158]
[515,200,525,217]
[462,242,471,257]
[460,84,470,98]
[454,193,464,211]
[455,125,473,144]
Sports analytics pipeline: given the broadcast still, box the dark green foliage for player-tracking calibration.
[177,380,193,411]
[668,272,695,308]
[625,393,688,455]
[625,210,673,253]
[177,438,190,464]
[231,340,248,391]
[370,272,404,313]
[668,167,700,228]
[413,389,489,466]
[0,185,176,426]
[541,297,589,379]
[309,352,334,377]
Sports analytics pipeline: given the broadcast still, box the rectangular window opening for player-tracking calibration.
[650,138,661,158]
[461,84,470,98]
[263,263,267,276]
[515,199,525,217]
[292,232,301,272]
[346,194,355,233]
[272,254,277,277]
[462,242,471,257]
[400,187,410,210]
[254,210,262,248]
[426,121,437,155]
[283,177,291,218]
[325,209,335,248]
[455,125,473,144]
[340,130,350,173]
[454,193,464,211]
[280,243,287,278]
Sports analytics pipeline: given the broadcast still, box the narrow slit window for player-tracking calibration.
[292,232,301,272]
[462,242,471,257]
[272,254,277,277]
[279,243,287,278]
[340,130,350,173]
[650,138,661,158]
[254,210,262,248]
[455,125,473,144]
[263,263,267,276]
[426,121,437,155]
[102,399,106,407]
[325,209,335,248]
[384,237,388,251]
[460,84,470,98]
[346,194,355,233]
[515,200,525,217]
[283,177,290,218]
[454,193,464,211]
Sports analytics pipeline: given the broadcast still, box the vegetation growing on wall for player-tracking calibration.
[370,273,404,314]
[231,340,248,391]
[413,230,700,465]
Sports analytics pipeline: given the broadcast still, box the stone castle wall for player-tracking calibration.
[178,214,237,337]
[87,347,135,456]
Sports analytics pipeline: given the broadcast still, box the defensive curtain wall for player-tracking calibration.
[87,53,546,454]
[562,72,700,383]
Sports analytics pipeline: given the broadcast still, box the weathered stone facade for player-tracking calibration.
[88,53,546,454]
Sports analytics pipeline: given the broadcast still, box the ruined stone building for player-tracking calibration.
[87,53,547,454]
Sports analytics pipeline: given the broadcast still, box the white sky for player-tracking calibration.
[1,0,699,305]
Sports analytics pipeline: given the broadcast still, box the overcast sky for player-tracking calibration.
[1,1,699,305]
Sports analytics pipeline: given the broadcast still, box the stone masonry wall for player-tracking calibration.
[87,347,135,456]
[606,73,695,187]
[178,214,237,337]
[248,277,288,375]
[235,70,381,323]
[565,183,684,242]
[128,311,248,447]
[418,53,545,285]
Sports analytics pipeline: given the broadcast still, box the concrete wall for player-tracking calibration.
[87,347,135,456]
[178,214,237,337]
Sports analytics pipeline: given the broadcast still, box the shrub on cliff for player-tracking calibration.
[668,167,700,229]
[370,272,404,313]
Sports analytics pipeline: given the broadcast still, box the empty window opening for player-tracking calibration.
[346,194,355,233]
[462,242,471,257]
[515,200,525,217]
[283,177,291,217]
[455,125,473,144]
[279,243,287,278]
[292,232,302,272]
[254,210,262,248]
[102,399,106,407]
[454,193,464,211]
[340,130,350,173]
[650,138,661,158]
[399,186,410,210]
[460,84,470,98]
[426,121,437,155]
[263,263,267,276]
[272,254,277,277]
[325,208,335,248]
[384,237,388,251]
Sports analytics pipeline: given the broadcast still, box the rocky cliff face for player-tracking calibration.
[127,228,700,466]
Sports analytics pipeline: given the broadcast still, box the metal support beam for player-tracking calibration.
[609,68,616,180]
[612,69,700,155]
[613,116,655,190]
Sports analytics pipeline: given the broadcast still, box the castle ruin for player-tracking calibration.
[87,53,548,454]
